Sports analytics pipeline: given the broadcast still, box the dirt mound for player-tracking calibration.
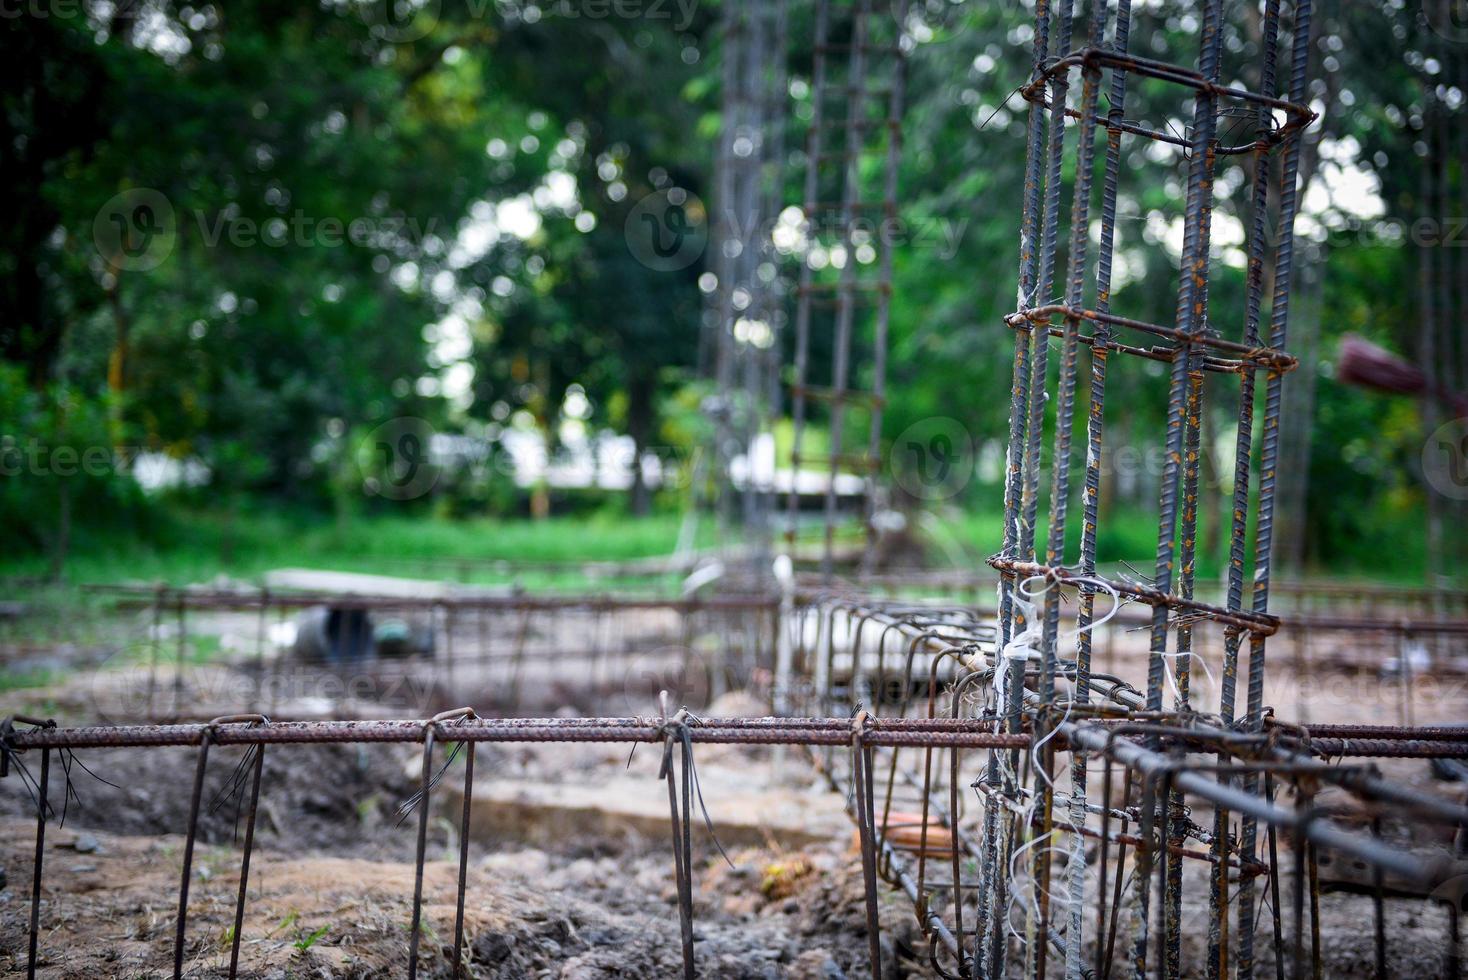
[0,741,425,859]
[0,818,939,979]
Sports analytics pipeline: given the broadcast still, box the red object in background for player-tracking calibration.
[1336,334,1468,416]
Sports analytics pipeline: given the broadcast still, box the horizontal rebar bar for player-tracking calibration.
[3,716,1035,751]
[1062,721,1464,887]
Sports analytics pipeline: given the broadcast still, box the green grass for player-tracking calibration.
[0,666,65,694]
[1,493,1444,597]
[0,508,707,686]
[932,503,1164,574]
[928,494,1440,586]
[1,507,698,587]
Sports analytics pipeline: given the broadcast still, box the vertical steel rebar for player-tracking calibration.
[452,740,476,978]
[988,0,1056,963]
[26,746,49,980]
[408,728,435,979]
[1239,6,1314,975]
[662,725,696,980]
[852,724,883,980]
[175,732,213,980]
[227,739,265,979]
[785,0,833,562]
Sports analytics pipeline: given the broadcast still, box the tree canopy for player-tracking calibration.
[1,0,1460,578]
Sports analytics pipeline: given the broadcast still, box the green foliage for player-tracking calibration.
[0,364,157,557]
[0,0,1454,581]
[292,924,331,953]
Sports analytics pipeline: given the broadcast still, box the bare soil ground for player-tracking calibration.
[0,737,933,979]
[0,813,936,978]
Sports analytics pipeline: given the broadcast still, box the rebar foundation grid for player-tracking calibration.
[69,585,780,722]
[7,2,1468,978]
[6,670,1467,979]
[1,708,1030,980]
[786,590,1468,977]
[64,575,1468,734]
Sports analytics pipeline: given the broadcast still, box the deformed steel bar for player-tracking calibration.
[1019,321,1290,374]
[841,598,1468,640]
[1236,3,1316,973]
[1021,48,1316,125]
[1061,720,1462,888]
[1286,614,1468,635]
[1301,738,1468,758]
[4,716,1036,751]
[88,588,780,614]
[1003,303,1300,371]
[1268,722,1468,741]
[988,557,1283,635]
[83,574,1468,619]
[802,570,1468,608]
[26,746,47,980]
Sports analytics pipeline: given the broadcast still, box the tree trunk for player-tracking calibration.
[531,358,552,520]
[627,370,655,517]
[107,279,130,462]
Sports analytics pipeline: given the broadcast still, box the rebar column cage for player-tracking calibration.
[986,0,1322,974]
[786,591,1468,979]
[784,0,910,579]
[706,0,791,568]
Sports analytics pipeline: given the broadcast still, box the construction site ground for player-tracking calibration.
[2,602,1465,977]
